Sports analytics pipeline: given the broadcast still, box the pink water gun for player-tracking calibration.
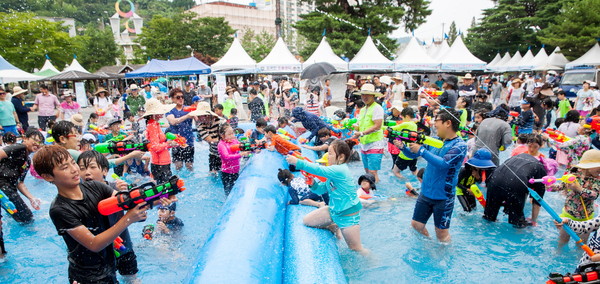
[528,174,577,186]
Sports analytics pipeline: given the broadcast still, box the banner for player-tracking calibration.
[74,82,88,108]
[216,75,227,103]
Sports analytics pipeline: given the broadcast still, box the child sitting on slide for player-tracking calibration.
[278,169,328,207]
[264,125,300,155]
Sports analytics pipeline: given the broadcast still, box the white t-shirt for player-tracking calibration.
[94,96,111,110]
[417,86,427,107]
[507,87,525,107]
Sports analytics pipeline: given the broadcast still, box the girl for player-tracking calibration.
[305,86,321,116]
[574,81,595,117]
[286,140,368,255]
[109,97,123,120]
[558,110,581,138]
[545,124,592,169]
[94,88,112,126]
[455,149,496,212]
[144,98,178,184]
[217,124,250,196]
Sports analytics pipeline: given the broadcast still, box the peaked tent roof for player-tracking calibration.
[40,59,60,73]
[432,40,450,60]
[566,43,600,69]
[497,51,522,72]
[527,48,549,70]
[426,43,439,57]
[486,53,502,69]
[489,52,512,71]
[125,57,211,78]
[349,36,393,71]
[257,37,301,74]
[0,55,43,83]
[393,37,439,71]
[439,37,487,71]
[546,47,570,68]
[303,36,348,71]
[212,38,257,72]
[515,49,535,71]
[63,58,90,73]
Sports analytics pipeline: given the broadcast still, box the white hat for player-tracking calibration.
[12,86,27,96]
[199,80,206,86]
[360,83,384,97]
[345,79,356,87]
[62,90,75,97]
[143,98,175,116]
[463,73,473,79]
[81,133,97,143]
[379,75,392,85]
[189,101,218,117]
[129,84,139,90]
[282,81,293,90]
[389,102,403,113]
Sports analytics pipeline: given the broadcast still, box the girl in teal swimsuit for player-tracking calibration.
[286,140,369,255]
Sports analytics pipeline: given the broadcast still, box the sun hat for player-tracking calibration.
[94,87,108,95]
[358,173,377,190]
[189,101,218,117]
[360,83,384,97]
[192,96,201,103]
[81,133,97,144]
[463,73,473,79]
[534,82,544,88]
[423,78,430,82]
[379,75,392,85]
[345,79,357,87]
[12,86,27,96]
[143,98,175,117]
[389,102,403,113]
[157,202,177,211]
[282,81,293,90]
[392,75,403,81]
[70,113,84,126]
[466,149,496,169]
[575,149,600,169]
[511,78,523,85]
[129,84,139,90]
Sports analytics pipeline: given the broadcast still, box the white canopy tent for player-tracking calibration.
[489,52,512,72]
[426,42,439,57]
[212,38,257,72]
[349,36,394,72]
[565,43,600,69]
[63,57,90,73]
[515,49,535,71]
[257,37,301,74]
[0,55,43,84]
[393,37,440,71]
[40,59,60,73]
[485,53,502,70]
[303,36,348,71]
[498,51,522,72]
[432,40,450,60]
[527,48,549,70]
[438,37,487,71]
[535,47,570,70]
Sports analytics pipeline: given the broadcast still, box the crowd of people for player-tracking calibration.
[0,70,599,282]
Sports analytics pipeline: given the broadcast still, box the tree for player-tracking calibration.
[0,11,78,72]
[240,28,277,61]
[447,21,458,46]
[538,0,600,60]
[294,0,432,59]
[74,24,122,72]
[135,13,234,61]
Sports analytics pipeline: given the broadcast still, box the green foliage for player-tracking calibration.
[294,0,431,60]
[240,29,277,61]
[135,13,234,60]
[447,21,458,46]
[74,24,122,72]
[0,12,78,72]
[538,0,600,60]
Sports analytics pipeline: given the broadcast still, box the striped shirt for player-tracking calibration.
[305,94,320,116]
[197,116,226,155]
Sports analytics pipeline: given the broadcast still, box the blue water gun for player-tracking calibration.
[528,188,595,257]
[0,189,17,215]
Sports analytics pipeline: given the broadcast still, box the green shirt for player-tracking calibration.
[126,95,146,114]
[558,99,571,118]
[104,131,127,142]
[391,121,418,160]
[0,101,16,126]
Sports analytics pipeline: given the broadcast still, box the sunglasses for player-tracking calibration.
[174,96,183,99]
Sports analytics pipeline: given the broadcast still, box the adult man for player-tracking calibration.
[191,102,225,175]
[352,83,385,183]
[397,108,467,242]
[392,76,406,102]
[11,86,35,131]
[166,88,196,171]
[182,82,197,106]
[197,80,213,104]
[34,84,60,131]
[530,83,553,130]
[125,84,146,115]
[140,83,152,99]
[471,107,513,166]
[490,78,503,107]
[458,73,476,100]
[344,79,358,114]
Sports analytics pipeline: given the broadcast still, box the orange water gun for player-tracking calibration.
[424,88,443,98]
[89,124,109,135]
[166,132,188,148]
[544,129,571,143]
[585,115,600,131]
[183,106,197,112]
[277,128,296,140]
[113,236,126,257]
[289,151,327,186]
[509,111,520,118]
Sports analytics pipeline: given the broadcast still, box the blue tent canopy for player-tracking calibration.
[125,57,211,78]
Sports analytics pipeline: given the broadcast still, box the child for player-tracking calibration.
[455,149,496,212]
[156,203,184,235]
[77,150,140,281]
[264,125,300,155]
[356,173,377,205]
[109,97,123,120]
[305,86,321,116]
[389,107,418,179]
[104,119,129,142]
[302,128,337,154]
[456,96,471,130]
[286,140,368,255]
[404,168,424,197]
[144,98,179,184]
[466,124,478,153]
[228,108,239,129]
[79,133,96,152]
[543,98,556,130]
[278,168,328,207]
[34,145,172,284]
[86,113,100,133]
[2,132,16,146]
[387,104,402,121]
[214,104,225,120]
[545,125,592,169]
[124,112,141,143]
[217,123,250,195]
[556,90,572,119]
[250,118,268,144]
[511,133,530,156]
[510,99,535,134]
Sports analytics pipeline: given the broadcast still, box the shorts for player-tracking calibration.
[209,154,221,172]
[360,152,383,171]
[2,125,17,136]
[330,210,360,229]
[412,195,455,229]
[172,146,195,163]
[395,157,418,172]
[151,164,172,184]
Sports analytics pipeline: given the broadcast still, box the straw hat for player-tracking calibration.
[129,84,139,90]
[62,90,75,98]
[575,149,600,169]
[189,101,218,117]
[143,98,175,116]
[345,79,356,87]
[94,87,108,95]
[12,86,27,96]
[282,81,293,90]
[225,86,235,93]
[392,75,403,82]
[511,79,523,85]
[360,83,384,97]
[463,73,473,79]
[70,113,84,126]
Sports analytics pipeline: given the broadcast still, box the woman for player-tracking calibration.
[231,86,248,121]
[574,81,595,117]
[507,79,525,112]
[281,81,294,117]
[165,88,196,171]
[59,90,81,121]
[222,86,237,118]
[94,87,112,126]
[546,124,592,169]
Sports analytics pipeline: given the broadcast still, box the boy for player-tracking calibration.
[228,108,239,129]
[389,108,418,179]
[264,125,300,155]
[301,128,337,155]
[124,112,141,143]
[250,118,268,144]
[34,145,172,283]
[278,168,328,207]
[104,119,131,142]
[510,99,535,134]
[556,90,572,118]
[214,104,225,120]
[0,128,44,224]
[156,203,184,235]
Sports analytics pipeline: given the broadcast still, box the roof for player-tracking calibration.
[257,37,301,74]
[349,36,393,71]
[96,65,138,74]
[438,37,486,71]
[393,37,439,71]
[0,55,43,83]
[39,59,60,73]
[45,70,109,81]
[63,58,90,73]
[212,38,257,71]
[566,43,600,69]
[125,57,211,78]
[303,36,348,71]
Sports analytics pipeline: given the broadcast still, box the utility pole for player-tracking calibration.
[275,0,282,38]
[441,22,445,40]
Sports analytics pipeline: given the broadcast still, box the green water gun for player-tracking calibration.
[385,128,443,148]
[95,141,148,154]
[341,118,357,130]
[105,134,126,143]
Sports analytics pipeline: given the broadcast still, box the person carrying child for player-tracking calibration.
[217,123,251,196]
[278,169,329,208]
[286,140,369,255]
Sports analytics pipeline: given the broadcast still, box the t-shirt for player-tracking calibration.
[287,177,327,205]
[507,87,525,107]
[491,83,502,99]
[576,89,594,110]
[0,100,16,126]
[126,95,146,114]
[0,144,30,184]
[166,106,195,145]
[458,84,476,97]
[34,93,60,116]
[60,101,81,120]
[197,117,225,155]
[248,97,265,122]
[163,217,184,232]
[182,89,196,106]
[49,181,117,283]
[438,89,458,108]
[558,99,571,118]
[94,96,111,111]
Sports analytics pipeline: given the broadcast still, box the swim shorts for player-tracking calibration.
[395,157,418,172]
[360,152,383,171]
[331,211,360,228]
[172,146,195,163]
[412,195,454,229]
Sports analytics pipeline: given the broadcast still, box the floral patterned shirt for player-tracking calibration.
[549,175,600,220]
[548,135,591,169]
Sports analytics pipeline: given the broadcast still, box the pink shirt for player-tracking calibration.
[218,139,242,174]
[34,93,60,116]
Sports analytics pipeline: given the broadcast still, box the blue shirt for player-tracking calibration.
[403,136,467,200]
[166,106,194,145]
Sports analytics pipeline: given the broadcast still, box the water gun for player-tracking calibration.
[384,128,443,148]
[527,187,595,257]
[298,137,308,144]
[509,111,520,118]
[142,224,155,240]
[0,189,17,215]
[166,132,188,147]
[405,187,419,197]
[183,106,197,112]
[95,141,148,154]
[98,175,186,215]
[289,151,327,185]
[529,174,577,186]
[547,266,600,284]
[469,184,486,207]
[113,236,126,258]
[458,126,473,135]
[384,120,399,127]
[105,134,126,143]
[341,118,358,130]
[229,141,267,152]
[277,128,296,140]
[584,115,600,131]
[96,109,106,116]
[544,129,571,143]
[424,88,443,98]
[89,124,109,135]
[320,116,341,127]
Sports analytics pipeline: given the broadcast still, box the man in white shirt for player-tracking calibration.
[392,76,406,102]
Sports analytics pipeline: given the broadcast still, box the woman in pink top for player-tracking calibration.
[217,124,250,196]
[59,91,80,121]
